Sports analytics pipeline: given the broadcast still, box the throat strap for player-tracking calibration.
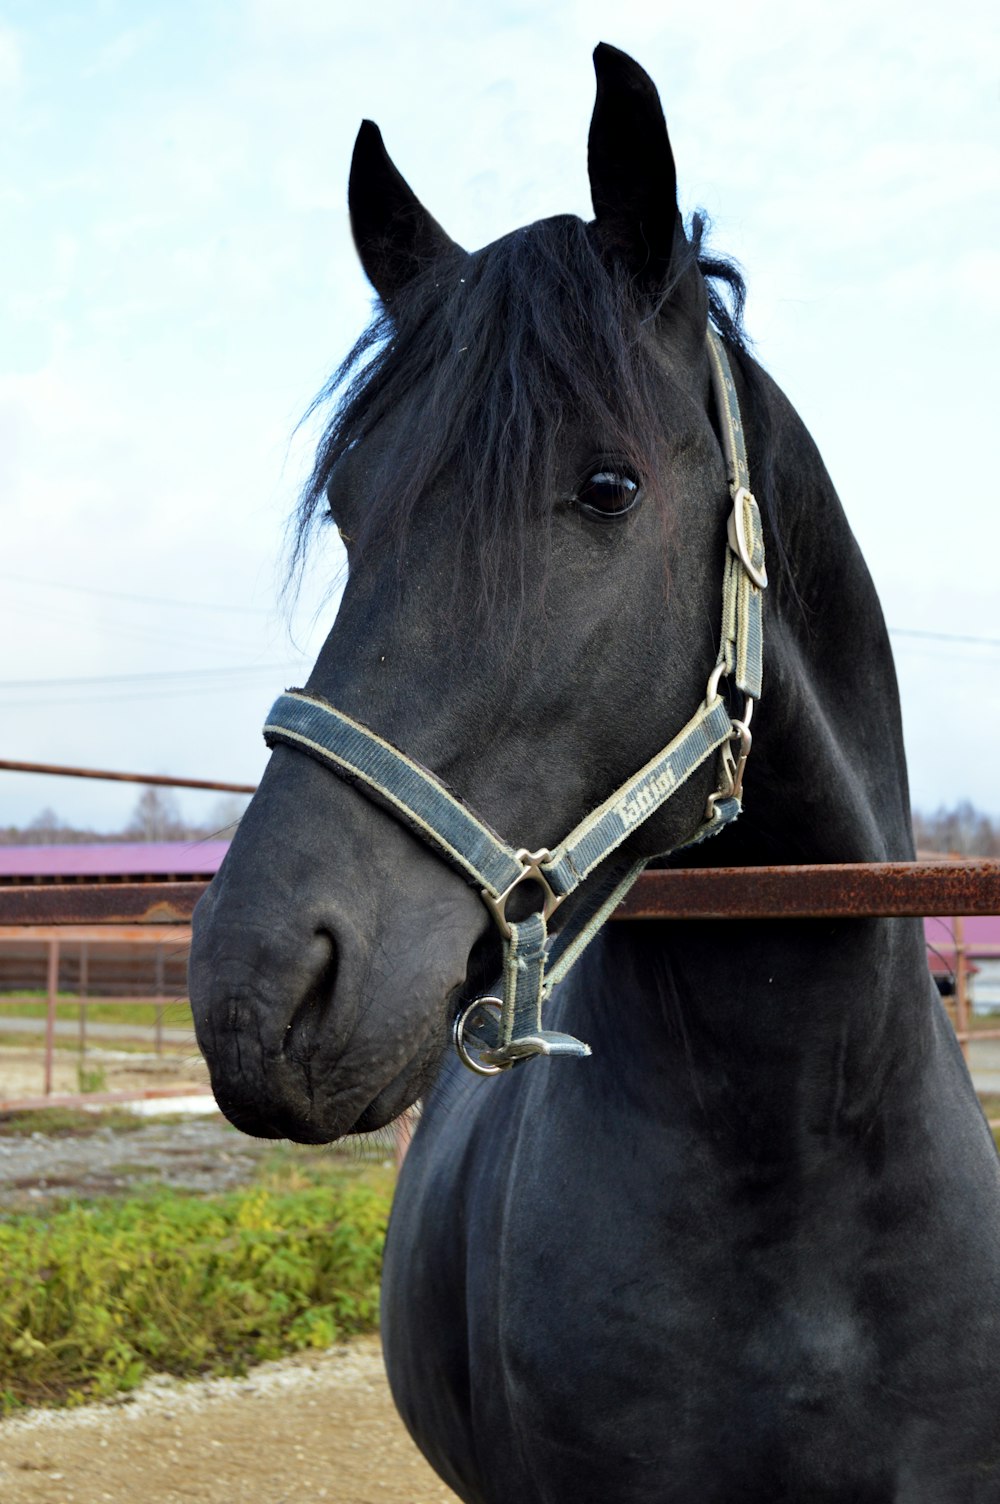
[262,327,765,1071]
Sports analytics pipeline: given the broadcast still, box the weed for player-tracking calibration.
[76,1063,107,1094]
[0,1177,391,1410]
[0,1107,147,1139]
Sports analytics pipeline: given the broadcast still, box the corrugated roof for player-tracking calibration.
[0,842,229,879]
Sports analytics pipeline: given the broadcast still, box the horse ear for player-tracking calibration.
[588,44,681,291]
[349,119,463,302]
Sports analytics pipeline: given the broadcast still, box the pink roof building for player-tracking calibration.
[0,842,229,884]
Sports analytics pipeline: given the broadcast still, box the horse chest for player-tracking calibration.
[385,1070,1000,1503]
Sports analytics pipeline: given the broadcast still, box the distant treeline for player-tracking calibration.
[0,787,248,846]
[2,791,999,856]
[913,801,1000,857]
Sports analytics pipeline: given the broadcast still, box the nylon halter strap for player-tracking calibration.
[262,327,766,1074]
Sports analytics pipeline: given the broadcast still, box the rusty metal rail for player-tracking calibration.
[1,861,998,1119]
[1,861,998,927]
[0,883,205,926]
[0,757,255,794]
[617,860,1000,920]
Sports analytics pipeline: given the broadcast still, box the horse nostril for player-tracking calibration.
[282,930,340,1058]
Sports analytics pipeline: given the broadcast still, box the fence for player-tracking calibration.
[0,926,197,1103]
[3,758,999,1117]
[0,932,189,997]
[0,759,237,1112]
[2,859,1000,1112]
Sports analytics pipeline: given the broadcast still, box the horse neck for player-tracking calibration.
[574,909,932,1164]
[568,366,932,1141]
[721,362,916,869]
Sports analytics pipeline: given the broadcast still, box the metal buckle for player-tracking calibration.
[727,487,768,589]
[481,848,564,941]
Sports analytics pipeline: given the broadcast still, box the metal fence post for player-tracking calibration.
[954,915,970,1064]
[154,944,164,1055]
[44,937,59,1095]
[79,941,88,1057]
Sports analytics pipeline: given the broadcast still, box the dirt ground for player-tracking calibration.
[0,1059,458,1503]
[0,1335,460,1504]
[0,1040,209,1106]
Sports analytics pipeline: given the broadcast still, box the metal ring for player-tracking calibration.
[706,661,727,704]
[453,998,508,1076]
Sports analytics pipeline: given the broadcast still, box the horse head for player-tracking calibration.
[188,44,902,1145]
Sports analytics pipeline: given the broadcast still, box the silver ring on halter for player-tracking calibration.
[453,998,510,1076]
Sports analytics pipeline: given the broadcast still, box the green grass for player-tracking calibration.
[0,994,194,1031]
[0,1106,153,1138]
[0,992,196,1058]
[76,1062,107,1094]
[978,1095,1000,1150]
[968,1012,1000,1033]
[0,1162,393,1411]
[0,1031,183,1055]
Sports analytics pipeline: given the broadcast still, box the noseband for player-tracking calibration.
[262,328,766,1073]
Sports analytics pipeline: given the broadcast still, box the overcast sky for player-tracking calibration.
[1,0,998,834]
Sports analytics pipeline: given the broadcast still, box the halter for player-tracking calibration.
[262,328,766,1073]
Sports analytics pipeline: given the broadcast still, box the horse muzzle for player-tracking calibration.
[188,844,485,1143]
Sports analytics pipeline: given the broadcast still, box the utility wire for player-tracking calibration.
[0,682,293,709]
[4,574,997,647]
[0,663,302,691]
[888,627,1000,649]
[0,626,995,704]
[0,571,272,616]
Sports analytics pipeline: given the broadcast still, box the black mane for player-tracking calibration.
[292,212,764,608]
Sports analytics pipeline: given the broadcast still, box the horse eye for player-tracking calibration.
[576,470,641,520]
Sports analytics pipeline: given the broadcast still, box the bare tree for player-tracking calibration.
[206,794,250,834]
[913,802,1000,857]
[125,786,185,841]
[25,806,63,845]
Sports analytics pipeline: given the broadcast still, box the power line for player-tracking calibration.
[0,663,302,692]
[889,626,1000,649]
[0,683,293,710]
[1,628,995,703]
[4,574,997,649]
[0,571,273,616]
[9,595,278,657]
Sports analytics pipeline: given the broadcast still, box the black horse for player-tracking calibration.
[190,45,1000,1503]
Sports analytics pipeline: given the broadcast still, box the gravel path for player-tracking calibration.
[0,1114,284,1208]
[0,1117,455,1501]
[0,1335,459,1504]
